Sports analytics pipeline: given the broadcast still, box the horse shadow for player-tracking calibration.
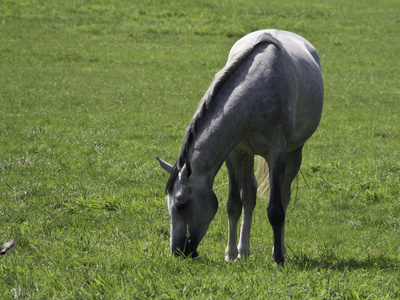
[289,252,399,272]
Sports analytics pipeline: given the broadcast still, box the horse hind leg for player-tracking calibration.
[280,146,303,258]
[268,145,303,264]
[265,139,288,265]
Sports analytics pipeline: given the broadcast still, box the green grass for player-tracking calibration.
[1,0,399,298]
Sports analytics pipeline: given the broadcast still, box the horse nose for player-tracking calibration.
[171,236,199,258]
[173,248,199,258]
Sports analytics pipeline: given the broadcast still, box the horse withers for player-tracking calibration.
[157,29,323,264]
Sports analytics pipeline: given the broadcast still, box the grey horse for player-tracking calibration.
[157,29,323,264]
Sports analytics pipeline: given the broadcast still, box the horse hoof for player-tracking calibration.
[225,253,238,262]
[272,255,285,266]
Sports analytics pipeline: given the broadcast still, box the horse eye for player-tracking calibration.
[176,202,187,211]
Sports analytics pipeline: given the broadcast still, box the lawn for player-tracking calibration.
[0,0,399,298]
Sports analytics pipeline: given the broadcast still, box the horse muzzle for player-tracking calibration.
[171,234,200,258]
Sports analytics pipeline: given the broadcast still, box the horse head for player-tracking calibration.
[157,157,218,258]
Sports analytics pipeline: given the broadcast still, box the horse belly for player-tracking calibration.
[235,135,276,156]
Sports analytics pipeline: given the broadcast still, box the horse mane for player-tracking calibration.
[165,33,283,194]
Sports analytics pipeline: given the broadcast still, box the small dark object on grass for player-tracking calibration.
[0,238,16,255]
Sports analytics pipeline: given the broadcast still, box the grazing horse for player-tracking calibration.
[157,29,323,264]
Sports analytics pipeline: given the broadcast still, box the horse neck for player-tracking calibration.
[188,98,247,183]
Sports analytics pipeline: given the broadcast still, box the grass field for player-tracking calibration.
[1,0,399,298]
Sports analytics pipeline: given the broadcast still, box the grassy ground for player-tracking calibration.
[1,0,399,298]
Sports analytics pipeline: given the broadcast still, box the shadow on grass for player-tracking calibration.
[290,252,399,272]
[169,245,399,272]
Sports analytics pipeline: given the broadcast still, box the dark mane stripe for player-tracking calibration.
[165,33,283,194]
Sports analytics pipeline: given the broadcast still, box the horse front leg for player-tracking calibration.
[225,154,257,261]
[225,156,242,261]
[225,192,241,261]
[237,156,257,259]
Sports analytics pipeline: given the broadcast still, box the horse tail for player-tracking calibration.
[255,156,270,198]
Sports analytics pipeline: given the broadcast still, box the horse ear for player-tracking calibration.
[180,160,192,180]
[156,157,173,174]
